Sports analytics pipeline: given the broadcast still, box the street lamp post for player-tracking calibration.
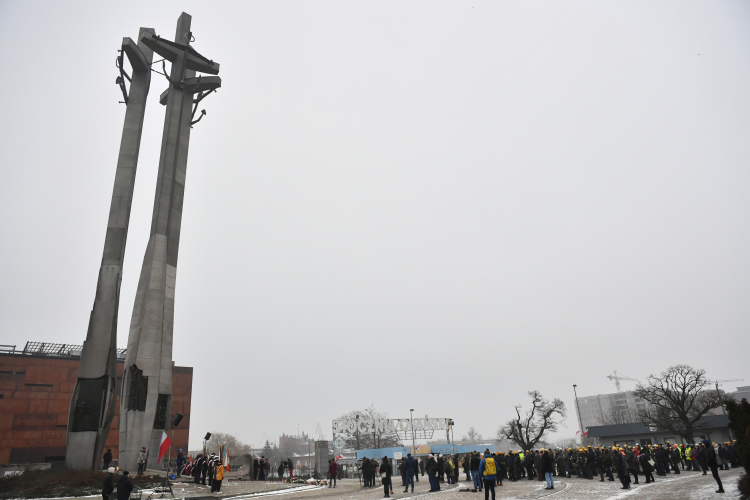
[410,409,416,454]
[573,384,584,444]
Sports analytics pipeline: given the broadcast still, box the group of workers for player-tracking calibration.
[356,438,739,500]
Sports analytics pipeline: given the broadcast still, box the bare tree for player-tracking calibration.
[598,405,640,425]
[498,391,566,451]
[207,432,253,455]
[462,427,483,443]
[633,364,726,443]
[337,405,402,450]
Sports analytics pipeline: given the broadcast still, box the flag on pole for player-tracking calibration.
[584,429,589,436]
[575,430,581,437]
[158,431,171,463]
[224,446,231,472]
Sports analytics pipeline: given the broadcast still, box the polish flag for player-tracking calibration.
[223,446,231,472]
[575,430,581,437]
[584,429,589,437]
[158,431,171,463]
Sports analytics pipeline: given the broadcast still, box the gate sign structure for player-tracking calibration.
[332,416,452,440]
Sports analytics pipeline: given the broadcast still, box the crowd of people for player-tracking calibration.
[181,453,227,492]
[355,439,740,499]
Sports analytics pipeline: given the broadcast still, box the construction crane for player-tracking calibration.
[315,423,326,441]
[607,371,639,392]
[709,378,744,395]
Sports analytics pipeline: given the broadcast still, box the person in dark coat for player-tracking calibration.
[541,450,554,490]
[505,453,515,483]
[116,471,134,500]
[381,456,392,498]
[328,459,337,488]
[103,449,113,470]
[523,452,534,480]
[176,449,184,477]
[696,444,708,475]
[703,440,724,493]
[191,454,202,484]
[624,446,639,484]
[404,454,416,492]
[362,457,372,487]
[102,467,115,500]
[253,457,260,481]
[638,449,655,483]
[670,445,681,474]
[613,449,630,490]
[426,454,438,492]
[534,451,543,481]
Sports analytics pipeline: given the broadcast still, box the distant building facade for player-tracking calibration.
[575,391,649,429]
[729,386,750,402]
[0,342,192,465]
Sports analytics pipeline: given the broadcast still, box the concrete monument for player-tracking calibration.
[118,12,221,471]
[66,28,155,470]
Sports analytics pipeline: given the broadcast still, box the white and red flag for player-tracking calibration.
[222,445,231,472]
[158,431,171,463]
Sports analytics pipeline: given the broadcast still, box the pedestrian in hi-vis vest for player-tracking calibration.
[479,451,497,500]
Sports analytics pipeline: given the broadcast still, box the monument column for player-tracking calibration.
[66,28,154,470]
[119,12,220,471]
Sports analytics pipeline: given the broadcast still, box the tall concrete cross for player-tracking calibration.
[66,28,155,470]
[119,12,221,471]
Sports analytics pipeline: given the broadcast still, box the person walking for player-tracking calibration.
[703,439,725,493]
[404,453,416,493]
[478,451,497,500]
[116,471,133,500]
[614,448,630,490]
[103,449,113,471]
[102,467,115,500]
[541,450,554,490]
[329,458,338,488]
[381,456,392,498]
[137,447,147,475]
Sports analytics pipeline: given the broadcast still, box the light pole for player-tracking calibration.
[573,384,584,444]
[410,409,416,454]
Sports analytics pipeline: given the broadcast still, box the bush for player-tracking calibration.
[727,398,750,498]
[0,467,163,499]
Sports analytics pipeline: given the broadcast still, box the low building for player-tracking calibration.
[0,341,193,465]
[586,415,731,447]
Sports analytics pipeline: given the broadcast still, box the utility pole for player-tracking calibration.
[573,384,584,444]
[410,409,416,454]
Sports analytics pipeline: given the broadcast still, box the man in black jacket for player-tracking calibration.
[426,455,438,492]
[103,449,113,471]
[703,439,724,493]
[470,452,482,491]
[102,467,115,500]
[613,449,630,490]
[117,471,134,500]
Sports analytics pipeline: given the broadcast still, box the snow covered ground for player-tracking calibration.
[41,468,743,500]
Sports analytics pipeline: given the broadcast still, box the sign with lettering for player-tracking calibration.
[332,416,452,435]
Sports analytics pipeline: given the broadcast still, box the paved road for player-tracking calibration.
[168,468,742,500]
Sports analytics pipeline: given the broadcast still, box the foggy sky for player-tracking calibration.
[1,0,748,451]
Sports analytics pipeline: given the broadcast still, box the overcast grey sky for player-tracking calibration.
[1,0,749,450]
